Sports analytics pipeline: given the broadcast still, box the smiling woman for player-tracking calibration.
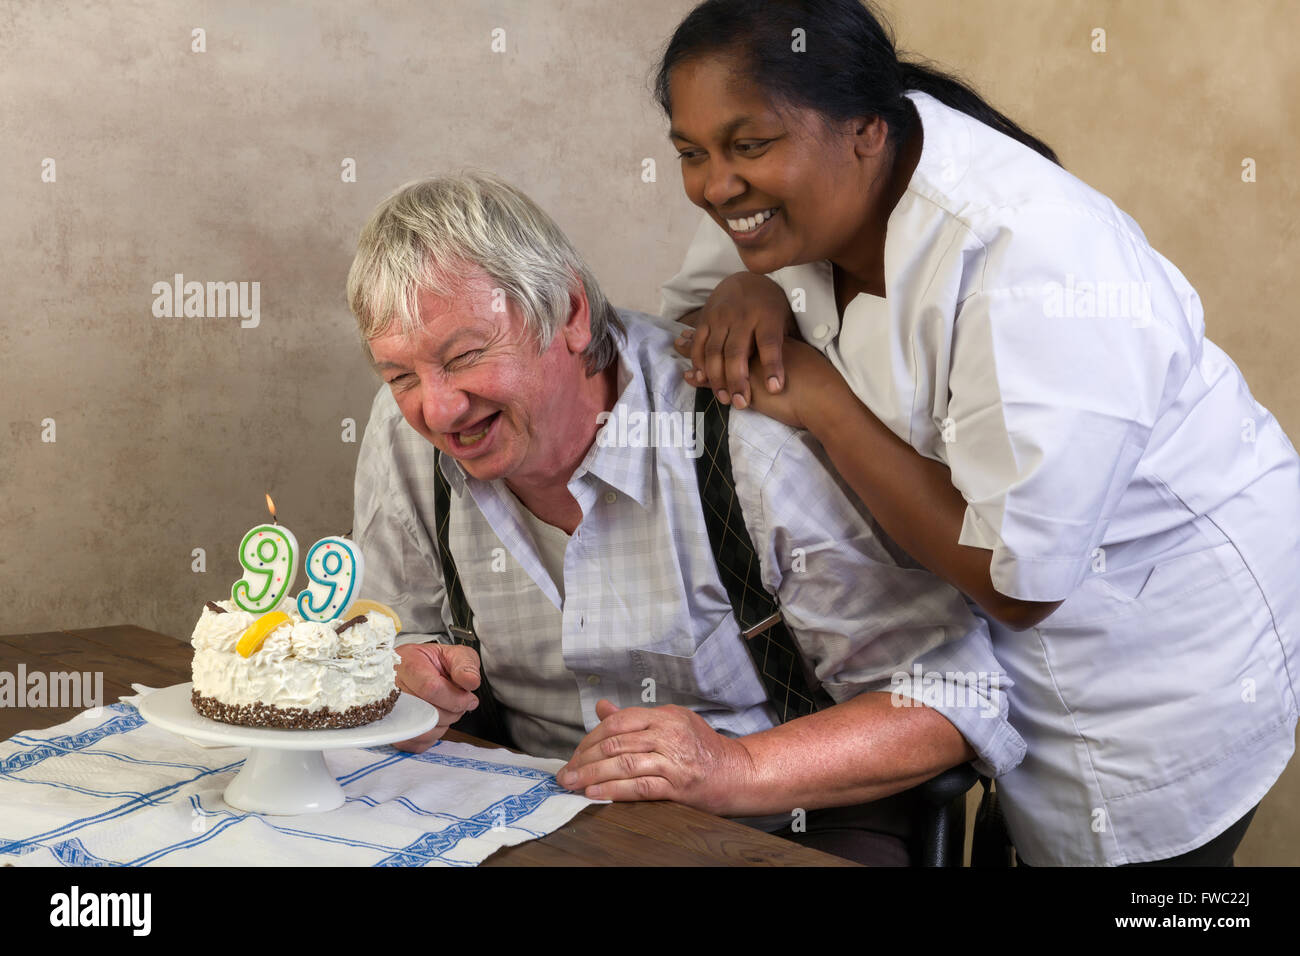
[653,0,1300,869]
[657,0,1057,287]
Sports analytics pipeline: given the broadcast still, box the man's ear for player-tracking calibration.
[559,274,593,355]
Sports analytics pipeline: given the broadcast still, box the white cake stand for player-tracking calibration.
[138,682,439,815]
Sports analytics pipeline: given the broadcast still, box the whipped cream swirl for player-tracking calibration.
[191,599,398,711]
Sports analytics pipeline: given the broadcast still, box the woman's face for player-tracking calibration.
[668,55,889,275]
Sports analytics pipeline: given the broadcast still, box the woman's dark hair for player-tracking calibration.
[654,0,1061,167]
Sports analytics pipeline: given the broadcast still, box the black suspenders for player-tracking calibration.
[431,454,514,748]
[427,389,832,747]
[693,390,835,722]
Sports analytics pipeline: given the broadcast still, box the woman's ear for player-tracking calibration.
[850,114,891,159]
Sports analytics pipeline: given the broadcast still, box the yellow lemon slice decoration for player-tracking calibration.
[236,611,291,658]
[342,600,402,634]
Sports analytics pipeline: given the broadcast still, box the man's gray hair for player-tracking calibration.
[346,170,624,375]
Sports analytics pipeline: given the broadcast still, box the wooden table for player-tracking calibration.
[0,625,855,866]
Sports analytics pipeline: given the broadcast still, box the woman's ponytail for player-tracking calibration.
[898,60,1060,165]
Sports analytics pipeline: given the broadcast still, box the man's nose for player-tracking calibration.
[419,376,470,434]
[702,158,745,209]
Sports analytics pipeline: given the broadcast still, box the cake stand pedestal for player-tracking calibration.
[138,682,439,815]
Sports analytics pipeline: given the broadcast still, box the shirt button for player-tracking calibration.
[587,674,600,685]
[604,491,617,504]
[813,323,831,340]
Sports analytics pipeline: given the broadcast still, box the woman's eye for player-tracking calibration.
[387,373,414,388]
[735,140,773,154]
[676,149,704,162]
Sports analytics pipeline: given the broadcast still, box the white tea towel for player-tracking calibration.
[0,699,602,866]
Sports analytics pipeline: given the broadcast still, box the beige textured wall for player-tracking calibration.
[2,1,1296,863]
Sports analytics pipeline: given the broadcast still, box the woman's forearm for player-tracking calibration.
[803,375,1060,630]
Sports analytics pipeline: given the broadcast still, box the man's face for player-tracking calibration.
[368,268,590,486]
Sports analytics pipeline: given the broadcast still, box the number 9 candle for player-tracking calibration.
[296,536,366,622]
[231,494,300,613]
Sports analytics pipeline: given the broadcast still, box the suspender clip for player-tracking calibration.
[448,625,477,645]
[741,611,783,641]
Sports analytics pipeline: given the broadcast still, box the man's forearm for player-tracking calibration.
[726,691,974,817]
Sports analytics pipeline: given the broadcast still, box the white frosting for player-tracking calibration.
[190,598,397,711]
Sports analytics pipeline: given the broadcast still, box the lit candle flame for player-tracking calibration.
[265,493,278,524]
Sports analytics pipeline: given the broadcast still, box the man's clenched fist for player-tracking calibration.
[391,641,483,753]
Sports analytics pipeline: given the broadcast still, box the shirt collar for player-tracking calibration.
[903,89,973,206]
[570,322,655,509]
[437,449,467,495]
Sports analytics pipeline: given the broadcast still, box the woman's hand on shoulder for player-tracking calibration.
[675,330,840,432]
[675,271,795,408]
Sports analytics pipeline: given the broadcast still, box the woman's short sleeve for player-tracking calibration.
[944,208,1196,602]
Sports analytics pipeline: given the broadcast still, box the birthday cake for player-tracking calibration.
[189,600,401,730]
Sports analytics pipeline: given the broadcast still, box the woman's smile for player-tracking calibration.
[723,206,781,243]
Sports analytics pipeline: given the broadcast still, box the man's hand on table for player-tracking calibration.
[556,699,758,816]
[391,642,482,753]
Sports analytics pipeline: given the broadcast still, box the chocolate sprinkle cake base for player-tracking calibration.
[192,687,400,730]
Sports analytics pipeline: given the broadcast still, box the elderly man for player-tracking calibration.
[346,171,1023,865]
